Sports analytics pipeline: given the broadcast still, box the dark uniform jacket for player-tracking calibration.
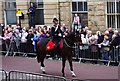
[51,25,63,43]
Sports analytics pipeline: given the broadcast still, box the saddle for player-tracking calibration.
[46,40,63,51]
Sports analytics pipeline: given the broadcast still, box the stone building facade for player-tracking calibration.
[0,0,120,32]
[88,1,106,32]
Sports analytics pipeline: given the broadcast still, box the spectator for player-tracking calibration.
[21,28,28,43]
[13,29,21,51]
[89,35,98,45]
[108,27,114,42]
[4,27,13,50]
[37,30,46,40]
[110,30,120,47]
[16,24,22,33]
[19,28,28,53]
[95,31,104,44]
[81,34,88,44]
[80,28,87,37]
[73,14,80,31]
[86,30,92,44]
[26,29,34,53]
[27,2,36,28]
[99,35,110,63]
[61,23,67,32]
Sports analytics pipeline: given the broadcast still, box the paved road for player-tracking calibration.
[0,56,119,81]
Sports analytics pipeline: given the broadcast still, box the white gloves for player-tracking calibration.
[58,33,62,37]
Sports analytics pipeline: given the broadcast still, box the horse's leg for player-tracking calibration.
[40,53,46,74]
[37,49,46,74]
[68,55,76,77]
[62,58,66,77]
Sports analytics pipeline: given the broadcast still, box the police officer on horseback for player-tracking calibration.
[51,18,63,49]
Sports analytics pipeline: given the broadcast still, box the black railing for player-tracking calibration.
[73,44,120,66]
[71,79,90,81]
[8,71,67,81]
[1,70,91,81]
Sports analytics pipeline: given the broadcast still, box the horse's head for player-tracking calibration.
[66,30,81,43]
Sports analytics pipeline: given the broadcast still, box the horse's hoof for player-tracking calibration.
[42,71,46,74]
[62,75,65,77]
[62,74,65,77]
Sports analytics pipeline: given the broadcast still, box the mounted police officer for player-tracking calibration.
[51,18,63,49]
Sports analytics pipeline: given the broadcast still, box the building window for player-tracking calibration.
[72,1,88,27]
[30,0,43,9]
[72,2,77,11]
[4,0,17,25]
[72,2,87,12]
[5,2,16,9]
[106,1,120,29]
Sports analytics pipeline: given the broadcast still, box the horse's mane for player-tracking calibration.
[66,32,75,39]
[63,32,77,47]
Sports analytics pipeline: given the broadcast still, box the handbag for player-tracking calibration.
[103,47,110,51]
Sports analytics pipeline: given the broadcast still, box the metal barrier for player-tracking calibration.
[0,70,89,81]
[71,79,90,81]
[74,44,120,66]
[8,71,67,81]
[0,69,7,81]
[0,39,36,57]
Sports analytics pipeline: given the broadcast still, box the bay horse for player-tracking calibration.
[36,31,81,77]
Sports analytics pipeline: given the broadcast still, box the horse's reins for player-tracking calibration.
[63,38,77,49]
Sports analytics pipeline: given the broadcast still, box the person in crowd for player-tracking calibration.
[19,28,28,52]
[107,27,114,42]
[110,30,120,62]
[46,29,51,38]
[43,25,48,34]
[73,14,80,31]
[81,34,88,45]
[104,30,109,36]
[99,35,110,64]
[95,31,104,44]
[37,30,46,40]
[89,35,98,45]
[32,31,39,52]
[26,29,34,44]
[94,31,104,59]
[61,23,67,32]
[16,24,22,33]
[4,27,13,50]
[110,30,120,47]
[27,2,36,28]
[26,29,34,53]
[86,30,93,44]
[13,29,21,51]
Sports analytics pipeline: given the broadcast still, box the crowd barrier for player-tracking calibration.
[0,70,87,81]
[72,79,90,81]
[8,71,66,81]
[73,43,120,66]
[0,39,36,57]
[0,39,120,66]
[0,69,7,81]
